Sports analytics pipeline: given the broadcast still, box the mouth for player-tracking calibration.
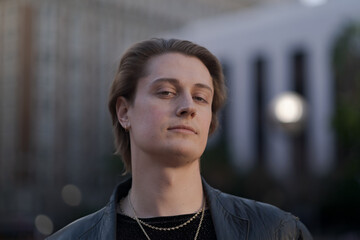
[168,125,197,134]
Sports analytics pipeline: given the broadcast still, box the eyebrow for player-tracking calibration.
[151,78,213,94]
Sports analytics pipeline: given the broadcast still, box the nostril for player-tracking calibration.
[176,105,196,118]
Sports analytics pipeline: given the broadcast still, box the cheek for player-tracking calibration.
[147,103,168,120]
[202,110,213,127]
[132,103,168,129]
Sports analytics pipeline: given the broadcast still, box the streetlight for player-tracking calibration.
[269,92,307,134]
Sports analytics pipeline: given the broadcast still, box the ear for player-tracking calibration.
[116,96,131,130]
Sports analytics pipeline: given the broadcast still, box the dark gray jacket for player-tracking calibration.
[47,178,312,239]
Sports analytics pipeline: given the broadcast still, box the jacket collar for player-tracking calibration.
[107,177,249,240]
[99,177,131,239]
[202,179,249,240]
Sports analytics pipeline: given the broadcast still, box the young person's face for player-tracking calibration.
[125,52,213,166]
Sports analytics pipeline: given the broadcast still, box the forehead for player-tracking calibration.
[143,52,213,87]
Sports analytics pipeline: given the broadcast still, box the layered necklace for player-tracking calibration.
[127,191,206,240]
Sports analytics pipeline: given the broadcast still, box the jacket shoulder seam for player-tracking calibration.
[213,190,249,221]
[77,205,108,239]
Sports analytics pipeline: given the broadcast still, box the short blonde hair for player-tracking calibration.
[108,38,226,173]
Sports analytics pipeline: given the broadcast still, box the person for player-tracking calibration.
[47,38,312,239]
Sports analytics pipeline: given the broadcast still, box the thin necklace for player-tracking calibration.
[131,202,203,231]
[128,191,206,240]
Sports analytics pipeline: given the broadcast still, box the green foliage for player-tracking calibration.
[333,102,360,150]
[332,23,360,152]
[320,22,360,232]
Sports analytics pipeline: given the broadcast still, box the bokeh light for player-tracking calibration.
[270,92,306,124]
[61,184,82,207]
[34,214,53,235]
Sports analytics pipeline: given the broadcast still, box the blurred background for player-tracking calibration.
[0,0,359,239]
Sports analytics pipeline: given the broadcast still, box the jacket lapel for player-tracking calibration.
[98,200,117,240]
[99,178,132,240]
[203,180,249,240]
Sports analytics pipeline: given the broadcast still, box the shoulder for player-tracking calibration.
[46,179,130,240]
[208,186,312,239]
[46,206,107,240]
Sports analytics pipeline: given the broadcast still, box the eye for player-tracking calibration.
[193,96,208,104]
[157,90,176,97]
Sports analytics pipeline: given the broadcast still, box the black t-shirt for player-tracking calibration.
[116,209,217,240]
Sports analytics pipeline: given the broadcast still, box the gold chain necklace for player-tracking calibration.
[128,191,205,240]
[132,203,203,231]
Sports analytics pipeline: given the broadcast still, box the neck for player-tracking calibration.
[123,156,203,218]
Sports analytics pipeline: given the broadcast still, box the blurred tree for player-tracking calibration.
[321,22,360,233]
[333,23,360,154]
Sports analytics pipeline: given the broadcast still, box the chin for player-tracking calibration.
[167,148,203,164]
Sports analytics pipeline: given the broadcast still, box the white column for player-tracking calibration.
[227,53,256,173]
[306,40,335,175]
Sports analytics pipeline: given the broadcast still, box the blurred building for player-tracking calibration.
[167,0,360,178]
[0,0,297,238]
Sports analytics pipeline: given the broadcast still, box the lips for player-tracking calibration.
[168,125,197,134]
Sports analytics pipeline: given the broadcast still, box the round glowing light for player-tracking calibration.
[300,0,327,7]
[35,214,54,235]
[61,184,82,206]
[271,92,306,124]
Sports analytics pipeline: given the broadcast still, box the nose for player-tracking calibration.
[176,95,196,118]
